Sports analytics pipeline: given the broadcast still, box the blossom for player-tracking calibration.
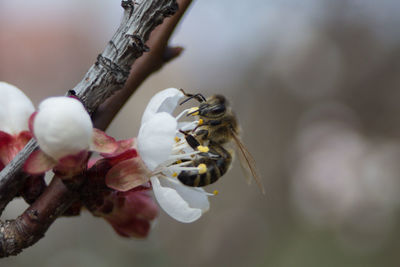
[106,88,212,223]
[24,96,118,176]
[0,82,35,168]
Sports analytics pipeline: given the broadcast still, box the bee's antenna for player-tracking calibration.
[179,89,206,105]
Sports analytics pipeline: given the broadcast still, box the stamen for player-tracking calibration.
[168,151,200,160]
[197,145,209,153]
[188,107,199,116]
[213,190,219,195]
[179,121,199,131]
[170,161,192,167]
[170,166,199,172]
[172,172,178,177]
[198,163,207,174]
[175,108,191,120]
[174,136,181,142]
[198,119,204,125]
[172,143,190,152]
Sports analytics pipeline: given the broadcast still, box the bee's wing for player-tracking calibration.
[231,130,265,195]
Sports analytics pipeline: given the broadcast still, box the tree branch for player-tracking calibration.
[0,176,78,257]
[93,0,192,129]
[0,0,192,257]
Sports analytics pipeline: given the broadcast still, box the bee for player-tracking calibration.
[176,90,265,194]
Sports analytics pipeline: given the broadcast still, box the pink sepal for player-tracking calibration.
[91,128,118,154]
[0,131,13,147]
[104,190,158,238]
[53,150,89,177]
[106,157,150,192]
[0,130,32,167]
[0,131,13,165]
[28,112,37,136]
[23,150,57,175]
[100,138,136,157]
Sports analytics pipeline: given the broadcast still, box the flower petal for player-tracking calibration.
[141,88,184,124]
[150,176,209,223]
[106,158,150,191]
[0,82,35,135]
[137,112,177,171]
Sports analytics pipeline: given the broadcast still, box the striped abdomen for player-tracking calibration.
[178,142,232,187]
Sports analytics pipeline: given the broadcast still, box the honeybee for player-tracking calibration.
[176,90,265,194]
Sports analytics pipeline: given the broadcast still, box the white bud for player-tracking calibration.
[0,82,35,134]
[34,96,93,160]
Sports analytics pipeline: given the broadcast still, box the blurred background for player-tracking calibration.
[2,0,400,266]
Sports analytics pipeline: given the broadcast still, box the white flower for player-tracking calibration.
[137,88,212,223]
[0,82,35,135]
[33,96,93,160]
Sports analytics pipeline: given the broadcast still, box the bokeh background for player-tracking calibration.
[2,0,400,266]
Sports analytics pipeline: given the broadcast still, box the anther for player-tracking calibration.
[197,145,209,153]
[213,190,219,196]
[188,107,199,116]
[174,136,181,142]
[198,163,207,174]
[198,119,204,125]
[172,172,178,177]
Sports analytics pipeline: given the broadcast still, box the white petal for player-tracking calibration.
[141,88,184,124]
[137,112,177,171]
[0,82,35,134]
[151,176,210,223]
[34,97,93,160]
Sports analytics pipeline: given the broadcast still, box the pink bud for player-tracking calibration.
[103,190,158,238]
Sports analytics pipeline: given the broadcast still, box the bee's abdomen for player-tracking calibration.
[178,144,231,187]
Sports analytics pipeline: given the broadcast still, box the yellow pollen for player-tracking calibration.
[198,119,204,125]
[172,172,178,177]
[176,160,182,164]
[198,163,207,174]
[188,107,199,116]
[197,145,209,153]
[174,136,181,142]
[213,190,219,196]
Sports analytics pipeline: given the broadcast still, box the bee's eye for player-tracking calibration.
[201,105,225,117]
[211,105,225,114]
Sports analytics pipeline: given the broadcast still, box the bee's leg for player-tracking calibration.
[179,130,201,150]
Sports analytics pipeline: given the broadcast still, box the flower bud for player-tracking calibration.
[0,81,34,135]
[33,96,93,160]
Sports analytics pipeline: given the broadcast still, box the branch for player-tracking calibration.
[93,0,192,129]
[0,176,78,257]
[0,0,192,257]
[0,140,38,213]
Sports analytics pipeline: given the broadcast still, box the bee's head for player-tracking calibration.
[198,95,227,118]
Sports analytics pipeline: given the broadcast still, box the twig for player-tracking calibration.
[93,0,192,129]
[0,176,79,257]
[0,0,192,257]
